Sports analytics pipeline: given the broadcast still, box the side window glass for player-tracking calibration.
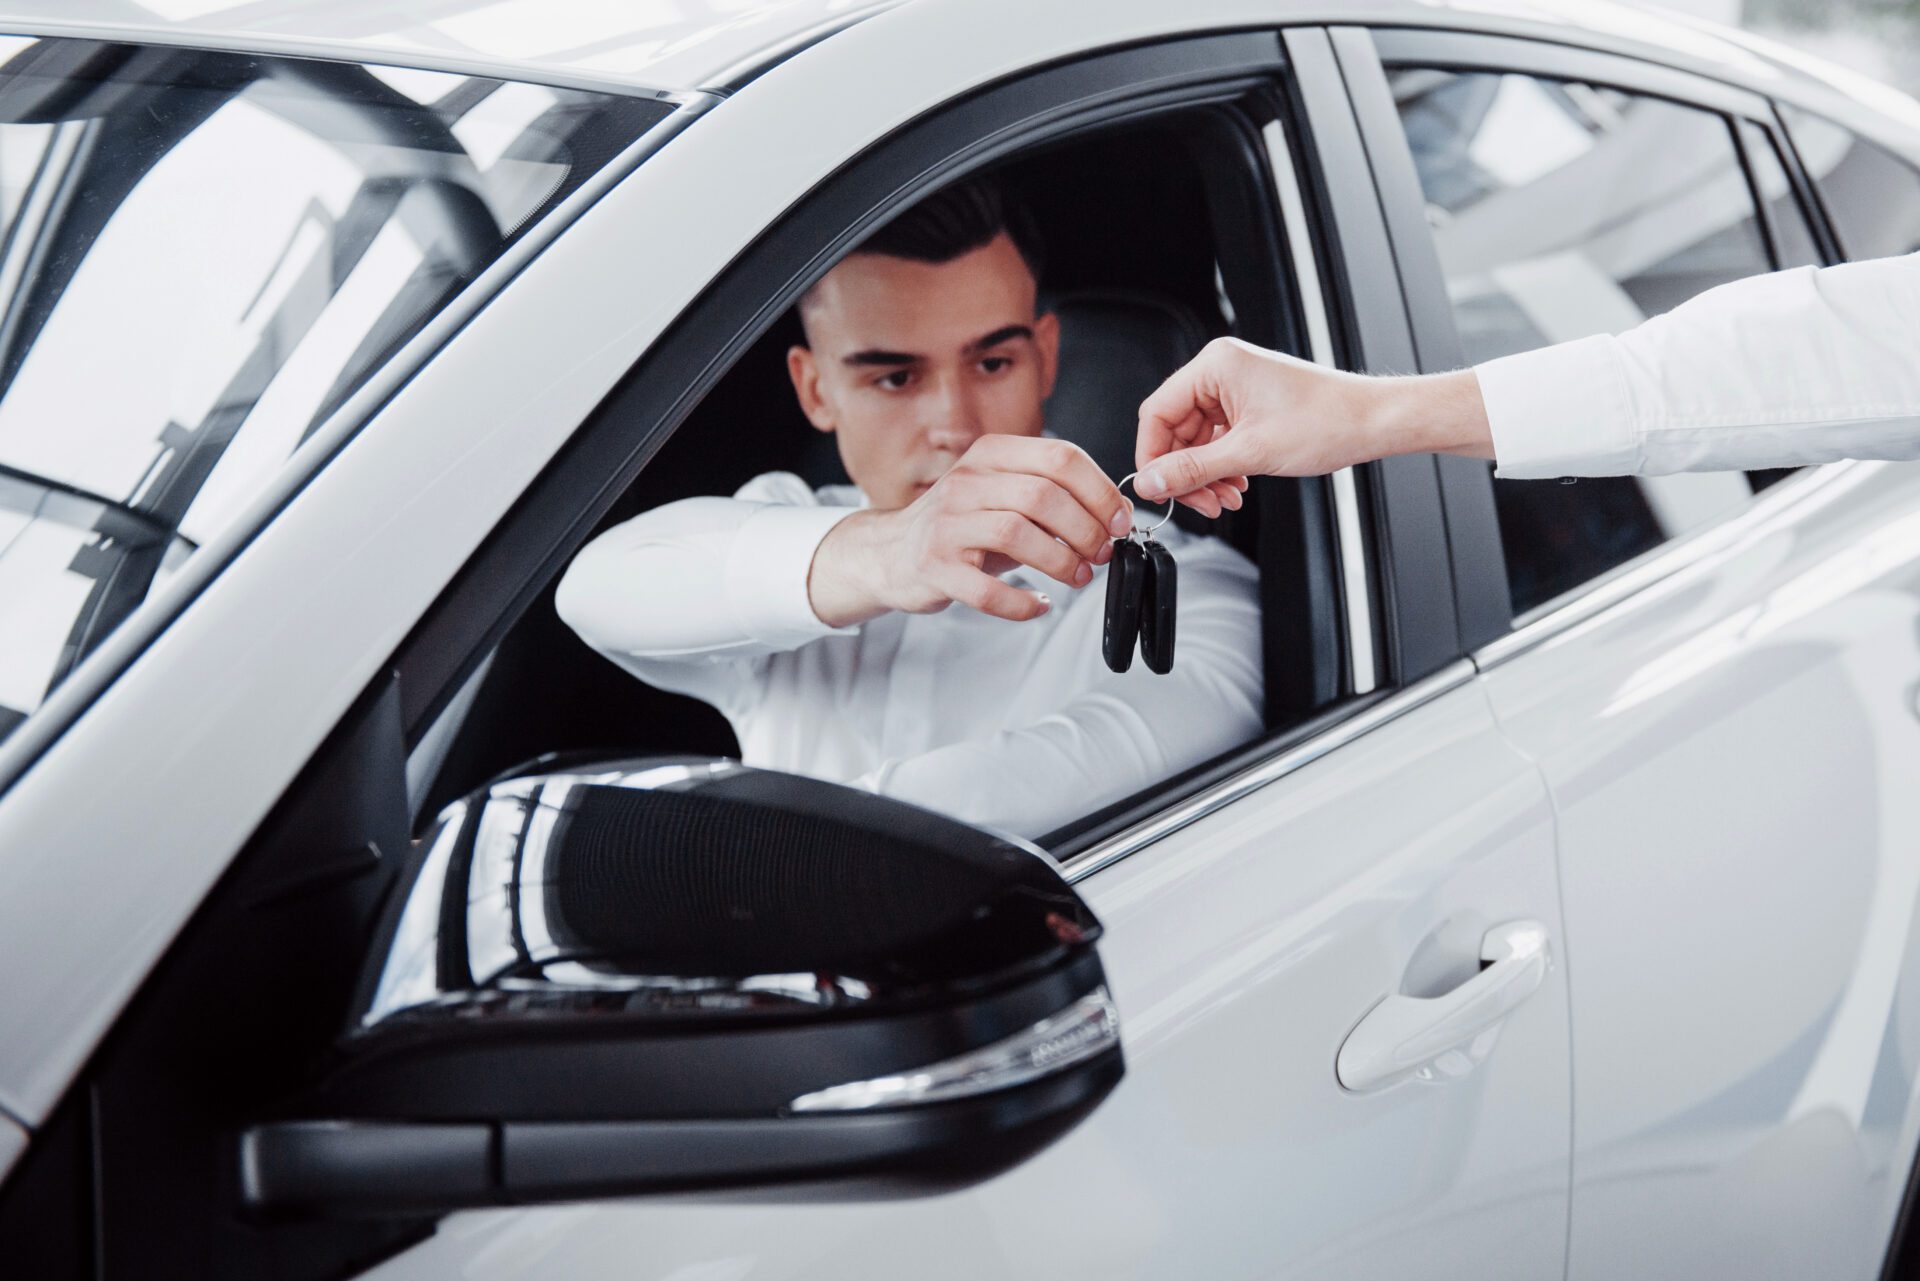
[1738,119,1823,269]
[1390,69,1773,616]
[1779,104,1920,261]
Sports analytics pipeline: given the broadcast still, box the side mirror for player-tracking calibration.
[241,758,1122,1215]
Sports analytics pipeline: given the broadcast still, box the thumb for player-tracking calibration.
[1137,437,1246,500]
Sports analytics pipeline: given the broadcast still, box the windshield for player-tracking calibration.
[0,37,672,748]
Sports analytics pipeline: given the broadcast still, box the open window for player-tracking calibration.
[413,80,1359,852]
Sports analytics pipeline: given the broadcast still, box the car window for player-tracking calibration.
[1777,103,1920,262]
[0,38,671,748]
[1389,69,1781,616]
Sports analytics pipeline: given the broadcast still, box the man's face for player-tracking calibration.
[787,232,1060,511]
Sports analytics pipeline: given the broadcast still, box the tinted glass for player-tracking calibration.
[0,38,670,748]
[1391,69,1771,615]
[1739,119,1823,270]
[1780,103,1920,261]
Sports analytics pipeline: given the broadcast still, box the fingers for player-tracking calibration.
[932,563,1051,622]
[1135,435,1248,503]
[1178,486,1223,519]
[1137,353,1225,471]
[1135,350,1252,508]
[955,510,1087,590]
[1182,480,1243,517]
[963,472,1110,563]
[968,435,1130,539]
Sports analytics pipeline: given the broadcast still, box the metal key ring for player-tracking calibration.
[1117,472,1175,538]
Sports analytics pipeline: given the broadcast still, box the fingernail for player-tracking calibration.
[1074,562,1093,587]
[1034,593,1052,613]
[1138,470,1167,499]
[1109,503,1133,536]
[1095,541,1113,565]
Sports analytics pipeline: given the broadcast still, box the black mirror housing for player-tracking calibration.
[242,759,1122,1215]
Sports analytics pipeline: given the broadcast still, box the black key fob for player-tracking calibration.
[1139,538,1178,674]
[1102,538,1145,673]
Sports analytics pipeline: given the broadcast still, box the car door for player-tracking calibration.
[0,18,1571,1281]
[357,27,1573,1281]
[1346,24,1920,1279]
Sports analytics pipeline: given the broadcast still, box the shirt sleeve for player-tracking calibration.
[848,541,1264,840]
[553,472,858,709]
[1476,253,1920,478]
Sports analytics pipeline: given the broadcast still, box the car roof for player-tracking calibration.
[0,0,905,97]
[0,0,1889,105]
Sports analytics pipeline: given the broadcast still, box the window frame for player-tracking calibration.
[1347,24,1850,649]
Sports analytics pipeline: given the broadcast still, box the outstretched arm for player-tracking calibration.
[1133,253,1920,504]
[555,473,856,665]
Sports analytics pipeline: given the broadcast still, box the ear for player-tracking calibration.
[1033,309,1062,401]
[786,344,837,433]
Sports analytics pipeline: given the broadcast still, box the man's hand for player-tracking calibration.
[1134,337,1494,514]
[808,435,1132,626]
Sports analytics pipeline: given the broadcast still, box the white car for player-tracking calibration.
[1,1,1918,1277]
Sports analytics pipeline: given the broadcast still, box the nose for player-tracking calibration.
[923,372,985,456]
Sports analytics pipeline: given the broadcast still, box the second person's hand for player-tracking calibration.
[1133,337,1495,513]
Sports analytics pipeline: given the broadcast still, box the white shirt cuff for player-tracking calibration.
[723,502,859,648]
[1476,333,1639,478]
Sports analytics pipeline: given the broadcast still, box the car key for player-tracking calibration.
[1139,537,1177,674]
[1102,536,1145,673]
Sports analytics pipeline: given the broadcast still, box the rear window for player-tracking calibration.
[0,37,671,747]
[1778,103,1920,262]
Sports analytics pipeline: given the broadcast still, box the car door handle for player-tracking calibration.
[1336,919,1552,1094]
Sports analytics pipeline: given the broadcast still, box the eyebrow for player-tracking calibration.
[840,324,1035,368]
[967,324,1034,353]
[842,348,920,367]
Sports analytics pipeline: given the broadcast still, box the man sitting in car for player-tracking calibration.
[555,177,1262,838]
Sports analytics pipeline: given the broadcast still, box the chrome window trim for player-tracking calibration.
[1064,659,1476,883]
[1476,460,1869,671]
[1264,117,1377,694]
[0,94,716,800]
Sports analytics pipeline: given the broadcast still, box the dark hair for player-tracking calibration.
[857,174,1045,281]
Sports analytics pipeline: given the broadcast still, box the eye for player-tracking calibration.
[979,355,1014,374]
[874,369,914,391]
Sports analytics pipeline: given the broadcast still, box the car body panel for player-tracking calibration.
[1476,460,1920,1278]
[363,677,1571,1281]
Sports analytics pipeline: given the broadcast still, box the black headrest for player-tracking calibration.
[1043,289,1211,483]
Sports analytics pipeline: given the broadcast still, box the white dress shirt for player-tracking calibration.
[555,470,1264,839]
[1477,253,1920,478]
